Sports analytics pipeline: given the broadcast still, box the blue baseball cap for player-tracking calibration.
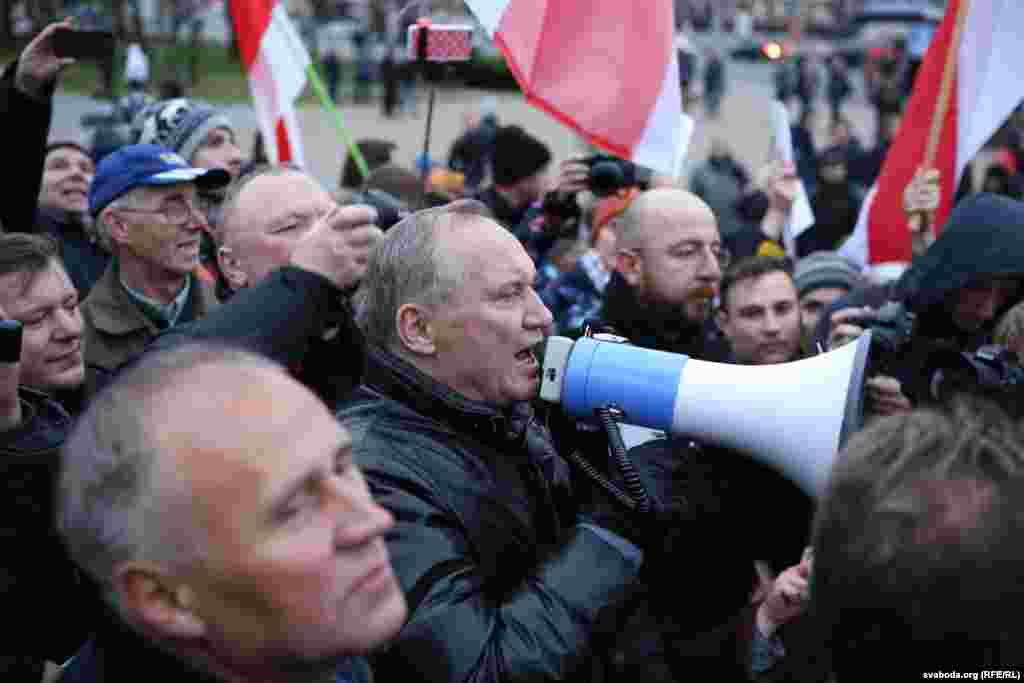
[89,143,231,217]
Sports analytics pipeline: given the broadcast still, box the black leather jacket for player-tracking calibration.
[338,346,643,683]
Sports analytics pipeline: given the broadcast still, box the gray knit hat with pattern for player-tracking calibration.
[132,98,234,166]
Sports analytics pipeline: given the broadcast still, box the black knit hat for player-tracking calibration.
[492,125,551,186]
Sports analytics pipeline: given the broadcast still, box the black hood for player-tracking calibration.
[896,193,1024,336]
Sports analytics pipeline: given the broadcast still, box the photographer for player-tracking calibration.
[828,193,1024,414]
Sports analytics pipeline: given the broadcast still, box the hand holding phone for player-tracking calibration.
[51,27,116,60]
[15,19,77,98]
[0,316,23,432]
[407,21,474,63]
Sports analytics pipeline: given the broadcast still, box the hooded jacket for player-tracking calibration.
[867,193,1024,402]
[896,193,1024,344]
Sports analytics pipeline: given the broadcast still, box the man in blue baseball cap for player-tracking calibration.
[81,143,229,388]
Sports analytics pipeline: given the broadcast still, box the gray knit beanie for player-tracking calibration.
[793,251,861,298]
[133,98,234,166]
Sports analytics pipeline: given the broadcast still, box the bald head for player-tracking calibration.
[613,188,723,321]
[615,188,717,251]
[217,166,337,289]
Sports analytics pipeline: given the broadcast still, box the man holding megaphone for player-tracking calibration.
[339,199,704,683]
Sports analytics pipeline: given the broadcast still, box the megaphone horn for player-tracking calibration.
[539,333,873,498]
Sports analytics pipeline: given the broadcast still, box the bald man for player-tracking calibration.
[57,345,406,682]
[600,188,729,358]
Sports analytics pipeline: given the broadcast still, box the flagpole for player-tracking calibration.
[305,62,371,181]
[925,0,970,166]
[911,0,970,244]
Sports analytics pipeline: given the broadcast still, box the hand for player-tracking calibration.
[904,167,940,250]
[827,306,872,351]
[757,160,800,214]
[865,375,913,416]
[15,18,76,100]
[552,158,590,196]
[756,553,812,637]
[289,205,381,292]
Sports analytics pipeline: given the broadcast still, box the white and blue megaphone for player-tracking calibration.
[540,332,873,498]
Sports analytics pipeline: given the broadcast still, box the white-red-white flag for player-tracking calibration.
[230,0,310,167]
[465,0,683,177]
[841,0,1024,267]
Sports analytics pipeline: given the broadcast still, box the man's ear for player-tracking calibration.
[716,308,730,333]
[217,245,248,290]
[103,208,132,249]
[616,249,643,288]
[113,562,206,640]
[396,303,436,356]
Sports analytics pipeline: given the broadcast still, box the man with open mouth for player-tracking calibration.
[80,144,228,389]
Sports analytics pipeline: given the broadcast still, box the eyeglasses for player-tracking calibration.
[626,242,731,269]
[115,198,204,225]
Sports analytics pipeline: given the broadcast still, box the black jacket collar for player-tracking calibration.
[361,344,527,448]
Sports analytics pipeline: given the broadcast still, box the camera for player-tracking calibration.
[349,189,409,231]
[581,155,651,198]
[0,320,23,364]
[539,155,652,232]
[850,301,1024,402]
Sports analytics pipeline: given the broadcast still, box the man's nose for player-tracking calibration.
[525,288,554,331]
[326,471,395,548]
[53,306,83,340]
[699,248,722,279]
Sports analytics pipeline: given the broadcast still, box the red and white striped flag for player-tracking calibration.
[465,0,684,177]
[230,0,310,167]
[841,0,1024,268]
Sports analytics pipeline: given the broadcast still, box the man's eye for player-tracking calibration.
[272,224,299,235]
[24,315,47,327]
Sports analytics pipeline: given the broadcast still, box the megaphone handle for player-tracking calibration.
[565,449,640,511]
[597,407,652,515]
[562,406,653,514]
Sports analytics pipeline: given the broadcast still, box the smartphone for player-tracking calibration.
[52,28,116,60]
[407,24,474,63]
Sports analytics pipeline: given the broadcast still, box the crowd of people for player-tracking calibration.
[6,17,1024,683]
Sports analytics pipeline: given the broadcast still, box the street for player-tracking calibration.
[50,54,881,192]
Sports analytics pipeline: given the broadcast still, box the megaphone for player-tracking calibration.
[539,332,873,498]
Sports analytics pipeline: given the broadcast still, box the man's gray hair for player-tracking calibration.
[353,199,489,351]
[94,190,145,254]
[57,344,283,594]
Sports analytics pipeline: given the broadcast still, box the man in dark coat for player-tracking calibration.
[56,346,403,683]
[339,200,682,682]
[828,193,1024,414]
[476,125,552,238]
